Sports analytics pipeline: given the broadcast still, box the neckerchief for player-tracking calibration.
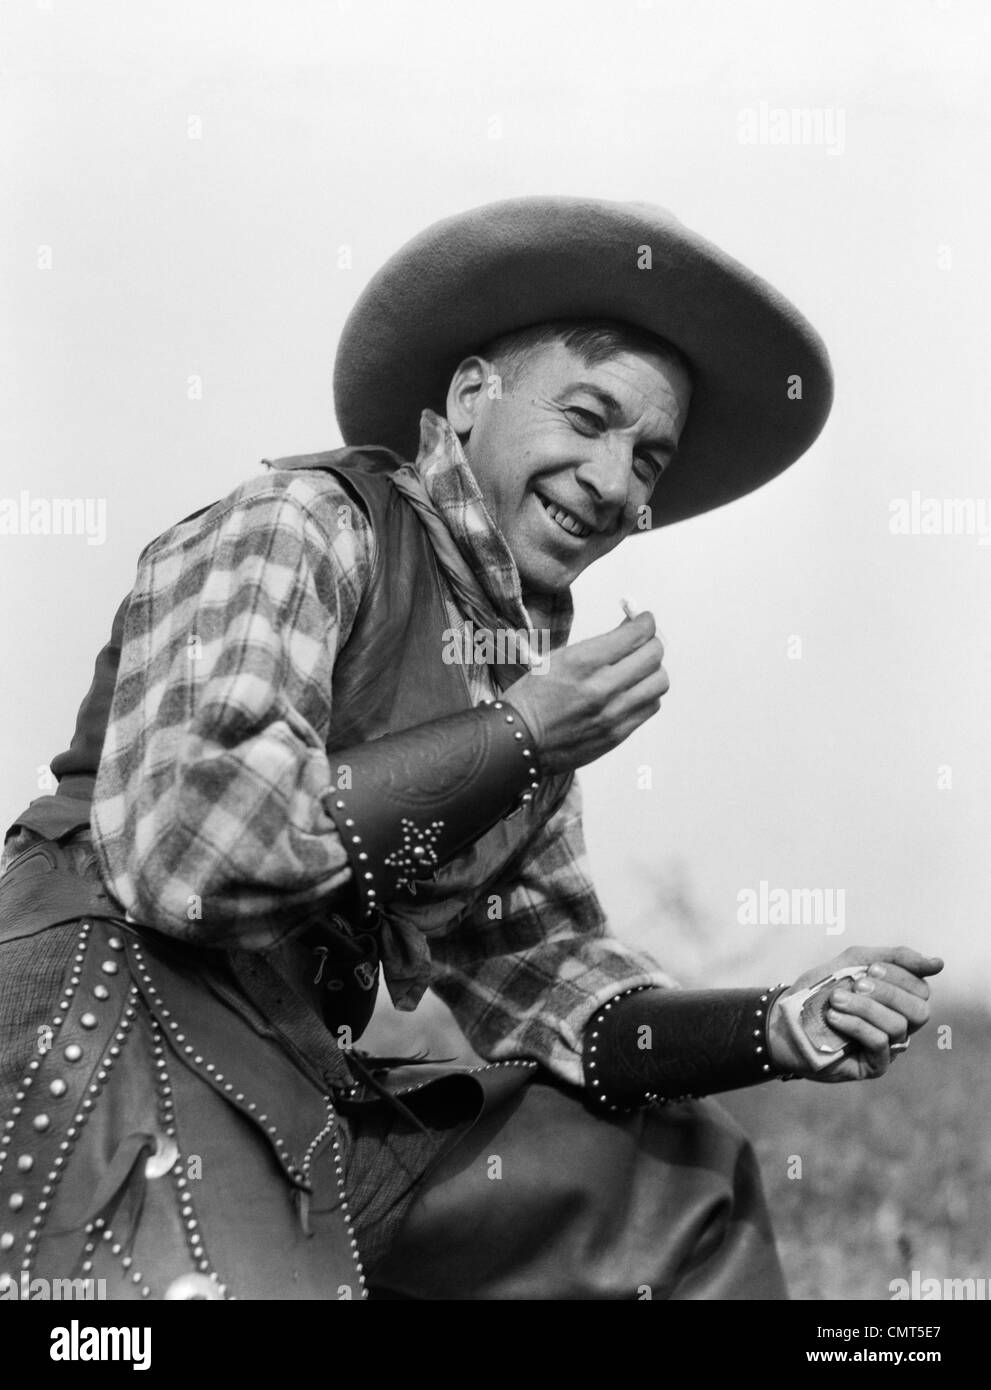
[398,409,574,671]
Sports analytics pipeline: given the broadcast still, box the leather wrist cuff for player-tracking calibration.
[584,984,792,1112]
[322,698,541,920]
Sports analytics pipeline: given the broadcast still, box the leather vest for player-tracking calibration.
[10,447,572,1017]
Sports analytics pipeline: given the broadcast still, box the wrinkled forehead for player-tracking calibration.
[531,341,694,429]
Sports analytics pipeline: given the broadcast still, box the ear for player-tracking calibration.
[445,356,491,436]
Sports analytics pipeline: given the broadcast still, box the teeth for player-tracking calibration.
[542,499,591,538]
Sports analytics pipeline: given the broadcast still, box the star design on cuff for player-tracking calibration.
[383,817,445,894]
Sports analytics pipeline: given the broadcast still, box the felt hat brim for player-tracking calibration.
[333,196,833,528]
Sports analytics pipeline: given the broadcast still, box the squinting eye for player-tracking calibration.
[566,407,605,433]
[634,455,664,486]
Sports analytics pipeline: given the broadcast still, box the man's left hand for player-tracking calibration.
[767,945,944,1082]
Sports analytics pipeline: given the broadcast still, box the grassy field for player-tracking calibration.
[365,996,990,1301]
[721,1005,991,1300]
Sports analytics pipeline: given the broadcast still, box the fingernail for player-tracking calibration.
[855,978,875,993]
[869,964,886,979]
[832,991,852,1006]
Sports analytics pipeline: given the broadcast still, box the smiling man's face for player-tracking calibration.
[445,337,693,598]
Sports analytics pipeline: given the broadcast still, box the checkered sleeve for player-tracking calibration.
[90,470,374,949]
[427,777,677,1087]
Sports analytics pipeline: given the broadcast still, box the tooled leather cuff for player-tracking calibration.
[322,698,541,920]
[583,984,792,1112]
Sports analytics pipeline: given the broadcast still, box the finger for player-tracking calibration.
[608,662,669,715]
[825,1005,892,1057]
[576,611,657,667]
[606,636,665,692]
[607,673,670,731]
[865,961,932,1000]
[585,653,666,721]
[830,988,909,1040]
[872,947,945,978]
[852,976,929,1028]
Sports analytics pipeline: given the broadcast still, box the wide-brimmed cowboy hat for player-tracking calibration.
[333,196,833,528]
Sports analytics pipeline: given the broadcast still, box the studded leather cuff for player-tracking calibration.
[583,984,793,1113]
[322,699,541,920]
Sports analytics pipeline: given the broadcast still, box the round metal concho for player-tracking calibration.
[164,1273,223,1301]
[143,1135,180,1180]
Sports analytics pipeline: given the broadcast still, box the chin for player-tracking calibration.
[519,562,577,598]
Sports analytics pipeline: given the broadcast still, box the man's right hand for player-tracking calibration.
[507,611,668,775]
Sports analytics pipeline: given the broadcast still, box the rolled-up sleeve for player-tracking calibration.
[427,778,677,1087]
[91,472,373,949]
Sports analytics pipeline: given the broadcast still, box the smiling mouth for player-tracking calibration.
[537,494,593,539]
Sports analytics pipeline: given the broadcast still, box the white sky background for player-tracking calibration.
[1,0,989,998]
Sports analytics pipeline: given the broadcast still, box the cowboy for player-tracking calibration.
[0,197,942,1301]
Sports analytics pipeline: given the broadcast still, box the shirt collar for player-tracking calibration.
[412,408,573,650]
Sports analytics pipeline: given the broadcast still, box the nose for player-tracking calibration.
[574,440,633,514]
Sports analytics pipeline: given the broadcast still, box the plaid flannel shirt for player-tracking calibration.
[91,410,673,1085]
